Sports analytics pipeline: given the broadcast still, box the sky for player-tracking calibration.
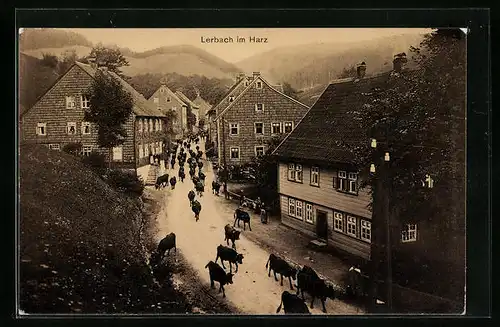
[66,28,431,63]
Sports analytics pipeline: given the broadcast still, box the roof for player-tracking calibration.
[193,95,212,117]
[175,91,199,109]
[273,84,284,93]
[148,84,187,107]
[272,72,395,166]
[74,62,165,117]
[215,75,309,121]
[211,76,252,115]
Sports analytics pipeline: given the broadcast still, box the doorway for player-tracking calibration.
[316,210,328,240]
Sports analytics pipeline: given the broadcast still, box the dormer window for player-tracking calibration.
[256,81,262,89]
[167,97,171,102]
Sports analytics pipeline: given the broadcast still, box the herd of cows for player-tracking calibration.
[148,136,343,314]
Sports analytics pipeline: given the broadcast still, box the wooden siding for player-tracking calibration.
[278,162,372,219]
[219,77,309,164]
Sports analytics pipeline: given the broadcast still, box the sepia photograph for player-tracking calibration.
[17,26,466,316]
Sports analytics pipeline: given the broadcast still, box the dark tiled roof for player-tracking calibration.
[273,73,393,165]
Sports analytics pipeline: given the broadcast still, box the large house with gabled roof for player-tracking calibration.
[214,72,309,166]
[20,61,167,184]
[193,93,212,132]
[175,91,200,133]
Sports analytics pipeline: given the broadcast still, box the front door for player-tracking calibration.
[316,210,328,240]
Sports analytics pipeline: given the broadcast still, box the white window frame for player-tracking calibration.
[144,144,149,157]
[82,145,92,157]
[67,122,77,135]
[65,96,76,109]
[310,166,320,186]
[284,121,294,133]
[295,201,304,220]
[244,81,249,87]
[255,146,265,157]
[139,146,144,159]
[255,103,264,112]
[346,216,357,237]
[338,170,348,192]
[254,122,264,135]
[48,144,60,151]
[295,164,303,182]
[151,143,156,155]
[401,224,418,243]
[153,97,159,104]
[334,212,344,232]
[288,163,296,181]
[348,172,358,194]
[167,96,171,102]
[361,220,371,242]
[36,123,47,136]
[144,118,148,132]
[256,81,263,89]
[112,146,123,161]
[288,198,296,217]
[229,123,239,136]
[81,122,91,135]
[149,119,153,132]
[230,147,240,160]
[139,120,143,133]
[271,122,281,134]
[80,95,90,109]
[305,204,313,224]
[229,96,235,102]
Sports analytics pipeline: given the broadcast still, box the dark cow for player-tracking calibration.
[266,254,298,290]
[215,244,244,274]
[169,176,177,189]
[191,200,201,221]
[212,180,221,195]
[276,291,311,314]
[150,233,176,267]
[233,208,252,231]
[195,181,204,197]
[224,224,241,249]
[155,173,169,189]
[197,160,204,169]
[179,169,185,182]
[196,145,200,151]
[198,171,206,182]
[205,261,234,298]
[296,265,336,313]
[188,190,196,204]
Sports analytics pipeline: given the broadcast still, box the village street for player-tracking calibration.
[153,139,363,315]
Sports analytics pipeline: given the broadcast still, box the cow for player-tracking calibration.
[155,173,169,189]
[195,181,204,197]
[224,224,241,249]
[169,176,177,189]
[197,160,204,169]
[188,190,196,204]
[149,233,177,267]
[233,208,252,231]
[276,291,311,314]
[215,244,244,274]
[205,261,234,298]
[198,171,206,183]
[296,265,336,313]
[179,170,185,182]
[191,200,201,221]
[189,168,195,179]
[212,180,221,195]
[266,253,298,290]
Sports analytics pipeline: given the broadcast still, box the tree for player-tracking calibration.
[348,29,466,310]
[84,70,134,168]
[338,65,357,78]
[41,53,58,69]
[282,82,300,100]
[57,49,79,75]
[87,44,130,78]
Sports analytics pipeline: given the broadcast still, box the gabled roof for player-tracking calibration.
[211,76,252,115]
[215,75,309,121]
[148,84,187,107]
[273,84,284,93]
[272,72,395,166]
[193,95,212,117]
[175,91,199,109]
[74,62,165,118]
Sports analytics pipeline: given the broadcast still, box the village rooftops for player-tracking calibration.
[175,91,200,109]
[74,62,165,118]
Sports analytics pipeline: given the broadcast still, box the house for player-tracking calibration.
[205,108,217,151]
[214,72,309,166]
[192,93,212,132]
[20,61,167,185]
[272,58,465,309]
[148,80,188,139]
[175,91,200,133]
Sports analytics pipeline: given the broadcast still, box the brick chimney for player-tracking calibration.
[393,53,408,72]
[356,62,367,79]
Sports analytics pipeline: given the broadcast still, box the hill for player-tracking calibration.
[19,28,93,50]
[236,33,425,89]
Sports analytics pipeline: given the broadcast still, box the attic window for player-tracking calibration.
[229,96,235,102]
[245,81,249,87]
[256,81,262,89]
[255,103,264,112]
[167,97,171,102]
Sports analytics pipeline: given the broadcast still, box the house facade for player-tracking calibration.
[175,91,200,133]
[193,94,212,132]
[148,82,188,139]
[20,61,166,184]
[215,72,309,166]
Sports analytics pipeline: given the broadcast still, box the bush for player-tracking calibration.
[106,169,145,197]
[81,151,106,168]
[62,142,82,156]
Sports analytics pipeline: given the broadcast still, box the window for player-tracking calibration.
[361,220,371,242]
[334,212,344,232]
[112,146,123,161]
[295,201,303,220]
[338,171,348,192]
[245,81,249,87]
[81,122,91,135]
[271,122,281,134]
[256,81,262,89]
[48,144,60,151]
[144,144,149,157]
[153,97,159,104]
[36,123,47,136]
[288,198,296,217]
[305,204,313,224]
[255,146,265,157]
[348,173,358,194]
[230,147,240,159]
[159,120,163,131]
[401,224,417,243]
[346,216,357,237]
[151,143,156,155]
[67,122,76,135]
[153,119,157,132]
[82,145,92,157]
[287,163,303,182]
[310,166,320,186]
[160,88,164,93]
[81,95,90,109]
[255,103,264,112]
[229,123,239,136]
[229,96,235,102]
[284,121,294,133]
[139,120,143,133]
[149,119,153,132]
[254,122,264,135]
[65,96,76,109]
[139,146,144,158]
[144,118,148,132]
[167,97,171,102]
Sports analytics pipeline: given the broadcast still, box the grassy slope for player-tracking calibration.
[19,144,189,313]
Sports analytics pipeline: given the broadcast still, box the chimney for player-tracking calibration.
[393,53,408,72]
[356,62,367,79]
[252,72,261,79]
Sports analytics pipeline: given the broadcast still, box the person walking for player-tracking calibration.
[260,203,268,224]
